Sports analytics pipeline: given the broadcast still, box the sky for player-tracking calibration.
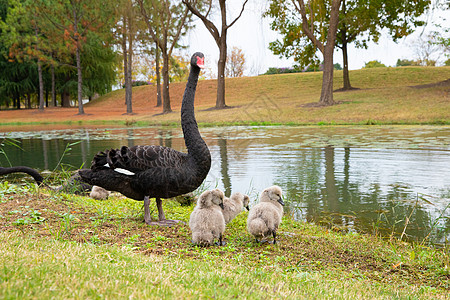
[184,0,449,77]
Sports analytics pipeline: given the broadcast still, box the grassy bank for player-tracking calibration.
[0,182,448,298]
[0,66,449,128]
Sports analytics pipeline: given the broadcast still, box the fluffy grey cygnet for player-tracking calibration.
[89,185,110,200]
[247,185,284,244]
[189,189,226,246]
[222,192,250,224]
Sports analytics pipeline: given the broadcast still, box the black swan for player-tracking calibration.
[78,52,211,226]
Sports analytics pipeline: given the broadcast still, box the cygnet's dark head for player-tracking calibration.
[191,52,205,69]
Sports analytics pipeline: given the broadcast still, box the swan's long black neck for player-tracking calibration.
[181,65,211,171]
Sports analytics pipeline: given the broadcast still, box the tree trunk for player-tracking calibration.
[126,32,133,114]
[61,90,71,107]
[216,38,227,109]
[161,51,172,113]
[75,46,84,114]
[51,63,56,106]
[319,44,336,106]
[26,93,31,109]
[122,30,128,105]
[318,0,340,106]
[37,59,45,110]
[73,7,84,115]
[15,95,21,109]
[342,40,352,90]
[155,44,162,107]
[340,0,352,91]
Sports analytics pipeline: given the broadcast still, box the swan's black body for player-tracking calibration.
[78,52,211,225]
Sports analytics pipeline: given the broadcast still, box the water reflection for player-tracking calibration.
[1,126,449,244]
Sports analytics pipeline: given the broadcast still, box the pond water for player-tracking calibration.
[1,125,449,245]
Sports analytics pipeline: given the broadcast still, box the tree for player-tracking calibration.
[266,0,341,106]
[337,0,430,89]
[226,46,245,78]
[183,0,248,109]
[114,0,148,115]
[35,0,115,115]
[0,0,48,110]
[138,0,194,114]
[81,33,118,101]
[410,33,443,66]
[266,0,431,93]
[0,0,40,109]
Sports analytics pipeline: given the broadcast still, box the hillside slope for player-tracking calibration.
[0,66,449,127]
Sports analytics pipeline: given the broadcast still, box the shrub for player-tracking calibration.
[364,60,387,68]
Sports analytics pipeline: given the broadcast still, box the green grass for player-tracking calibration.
[0,182,449,299]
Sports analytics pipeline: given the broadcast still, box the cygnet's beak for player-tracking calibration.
[278,197,285,206]
[219,203,224,209]
[245,205,250,211]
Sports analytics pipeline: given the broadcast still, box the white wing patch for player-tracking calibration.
[114,168,135,176]
[103,163,135,176]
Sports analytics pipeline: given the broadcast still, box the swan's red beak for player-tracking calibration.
[197,56,205,69]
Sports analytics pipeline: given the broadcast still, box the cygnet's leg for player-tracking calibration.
[272,231,277,244]
[215,234,227,246]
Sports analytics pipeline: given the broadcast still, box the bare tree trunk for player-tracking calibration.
[126,32,133,114]
[318,0,340,106]
[26,93,31,108]
[155,44,162,107]
[122,35,128,105]
[320,44,336,106]
[73,7,84,115]
[216,38,227,108]
[15,95,21,109]
[51,63,56,106]
[61,89,71,107]
[37,60,45,110]
[162,51,172,113]
[75,46,84,114]
[34,23,45,111]
[342,40,352,90]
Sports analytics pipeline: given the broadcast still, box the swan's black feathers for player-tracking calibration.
[78,52,210,212]
[95,145,188,173]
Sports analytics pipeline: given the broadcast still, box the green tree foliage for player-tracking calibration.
[0,0,49,110]
[265,0,431,91]
[33,0,117,114]
[0,0,38,109]
[0,0,118,111]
